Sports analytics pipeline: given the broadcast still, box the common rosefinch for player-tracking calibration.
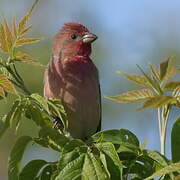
[44,22,101,140]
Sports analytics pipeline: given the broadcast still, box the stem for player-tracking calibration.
[2,63,31,95]
[158,108,162,139]
[158,106,170,156]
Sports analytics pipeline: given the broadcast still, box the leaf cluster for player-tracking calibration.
[7,128,180,180]
[107,58,180,110]
[0,3,45,97]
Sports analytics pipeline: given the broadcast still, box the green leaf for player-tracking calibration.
[0,99,22,138]
[138,95,175,110]
[63,139,86,153]
[145,162,180,180]
[99,152,110,178]
[90,129,139,147]
[95,142,122,180]
[164,81,180,91]
[82,152,109,180]
[25,104,53,128]
[36,127,69,152]
[106,89,154,103]
[126,161,152,179]
[19,159,47,180]
[0,115,8,138]
[55,154,85,180]
[117,71,150,87]
[171,117,180,163]
[47,99,68,130]
[143,150,169,167]
[30,93,50,113]
[59,150,81,171]
[8,136,32,180]
[40,165,54,180]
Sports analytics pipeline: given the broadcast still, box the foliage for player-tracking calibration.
[0,1,180,180]
[107,58,180,156]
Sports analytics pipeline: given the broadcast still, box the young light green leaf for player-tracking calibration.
[0,86,5,97]
[106,89,154,103]
[164,81,180,91]
[172,86,180,98]
[0,74,16,94]
[160,58,177,81]
[148,64,160,81]
[14,51,46,68]
[16,38,41,46]
[0,24,8,52]
[145,162,180,180]
[137,65,163,94]
[4,18,13,50]
[95,142,122,180]
[171,117,180,163]
[19,26,32,36]
[19,159,47,180]
[8,136,32,180]
[18,13,31,33]
[172,86,180,107]
[138,95,175,110]
[117,71,150,87]
[13,17,17,38]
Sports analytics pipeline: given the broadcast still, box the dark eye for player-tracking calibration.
[71,34,77,40]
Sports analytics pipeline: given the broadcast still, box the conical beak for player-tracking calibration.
[82,33,98,44]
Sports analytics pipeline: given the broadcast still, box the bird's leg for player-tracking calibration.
[52,116,71,138]
[52,116,64,130]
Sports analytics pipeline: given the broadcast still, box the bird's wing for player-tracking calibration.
[96,83,101,132]
[43,56,63,99]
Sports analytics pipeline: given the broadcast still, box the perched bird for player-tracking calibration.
[44,22,101,140]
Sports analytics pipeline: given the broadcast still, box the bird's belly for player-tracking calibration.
[61,75,100,139]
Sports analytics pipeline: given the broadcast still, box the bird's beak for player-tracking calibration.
[82,33,98,44]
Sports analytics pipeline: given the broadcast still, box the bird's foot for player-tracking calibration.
[53,117,63,130]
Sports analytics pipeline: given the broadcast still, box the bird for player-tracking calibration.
[44,22,101,140]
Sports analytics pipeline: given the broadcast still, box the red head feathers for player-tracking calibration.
[52,22,97,59]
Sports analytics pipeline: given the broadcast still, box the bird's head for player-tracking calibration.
[53,22,97,60]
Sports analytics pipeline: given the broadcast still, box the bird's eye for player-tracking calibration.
[71,34,77,40]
